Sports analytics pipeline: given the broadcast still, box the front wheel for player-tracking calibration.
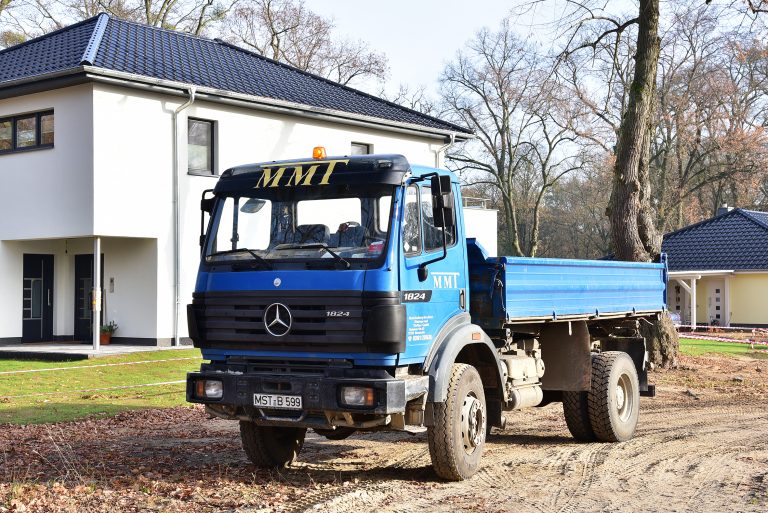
[239,421,306,468]
[427,363,487,481]
[588,351,640,442]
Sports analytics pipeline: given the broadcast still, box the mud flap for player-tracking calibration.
[539,321,591,392]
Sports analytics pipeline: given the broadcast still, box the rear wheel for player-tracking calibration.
[427,363,487,481]
[588,351,640,442]
[239,422,306,468]
[562,390,596,441]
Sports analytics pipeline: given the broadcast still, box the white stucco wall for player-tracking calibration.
[464,208,498,257]
[101,238,158,339]
[0,84,94,240]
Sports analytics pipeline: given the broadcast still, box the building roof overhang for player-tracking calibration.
[0,65,473,144]
[668,270,734,280]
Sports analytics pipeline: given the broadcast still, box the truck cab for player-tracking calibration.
[187,153,665,480]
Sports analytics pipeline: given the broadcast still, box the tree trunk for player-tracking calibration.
[640,313,679,368]
[608,0,678,367]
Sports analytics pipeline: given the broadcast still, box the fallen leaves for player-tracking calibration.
[0,407,314,513]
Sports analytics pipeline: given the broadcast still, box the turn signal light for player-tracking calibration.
[195,379,223,399]
[312,146,327,159]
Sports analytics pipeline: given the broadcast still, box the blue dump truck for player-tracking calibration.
[186,152,667,480]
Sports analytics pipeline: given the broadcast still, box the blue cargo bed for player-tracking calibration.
[467,240,667,329]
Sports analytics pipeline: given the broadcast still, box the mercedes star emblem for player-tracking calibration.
[273,278,281,287]
[264,303,292,337]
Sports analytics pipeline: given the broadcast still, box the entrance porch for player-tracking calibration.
[668,270,733,328]
[0,237,161,353]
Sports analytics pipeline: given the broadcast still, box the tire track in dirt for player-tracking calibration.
[274,395,768,513]
[553,444,611,513]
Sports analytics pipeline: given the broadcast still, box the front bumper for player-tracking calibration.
[186,367,428,429]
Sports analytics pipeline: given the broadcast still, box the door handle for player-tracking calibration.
[47,289,51,307]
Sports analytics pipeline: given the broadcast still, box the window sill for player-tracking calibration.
[187,171,218,178]
[0,144,54,156]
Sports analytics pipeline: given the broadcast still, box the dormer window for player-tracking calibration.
[0,110,54,154]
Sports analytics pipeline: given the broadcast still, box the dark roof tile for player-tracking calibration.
[0,17,98,83]
[662,208,768,271]
[0,15,469,135]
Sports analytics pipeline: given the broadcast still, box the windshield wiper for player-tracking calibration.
[209,248,273,270]
[276,243,351,269]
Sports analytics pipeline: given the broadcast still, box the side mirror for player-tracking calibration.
[430,175,455,229]
[418,264,429,282]
[199,189,215,251]
[201,197,216,214]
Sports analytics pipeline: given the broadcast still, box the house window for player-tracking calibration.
[188,118,215,174]
[351,142,371,155]
[0,110,54,154]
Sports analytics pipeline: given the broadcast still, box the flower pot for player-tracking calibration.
[100,332,112,345]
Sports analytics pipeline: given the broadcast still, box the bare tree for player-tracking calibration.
[227,0,387,86]
[440,18,592,257]
[0,0,236,44]
[379,84,437,117]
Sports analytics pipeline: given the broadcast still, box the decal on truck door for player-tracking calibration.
[407,315,434,343]
[402,290,433,302]
[432,271,460,289]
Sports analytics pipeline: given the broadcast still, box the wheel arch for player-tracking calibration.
[424,314,506,404]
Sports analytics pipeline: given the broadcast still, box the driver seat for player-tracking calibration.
[293,224,330,245]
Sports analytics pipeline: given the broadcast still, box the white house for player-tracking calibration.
[0,14,473,348]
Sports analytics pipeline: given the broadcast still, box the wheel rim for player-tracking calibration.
[615,373,634,422]
[461,392,485,454]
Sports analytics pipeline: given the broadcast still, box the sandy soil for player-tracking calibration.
[1,353,766,513]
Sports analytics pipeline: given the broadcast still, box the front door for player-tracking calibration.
[22,254,54,342]
[707,279,725,326]
[74,254,103,342]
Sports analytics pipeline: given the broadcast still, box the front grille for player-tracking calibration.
[191,290,398,353]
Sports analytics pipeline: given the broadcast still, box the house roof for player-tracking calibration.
[662,208,768,271]
[0,14,471,138]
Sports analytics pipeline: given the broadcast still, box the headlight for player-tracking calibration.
[195,379,223,399]
[340,386,375,407]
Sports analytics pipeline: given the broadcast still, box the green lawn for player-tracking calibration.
[679,337,768,358]
[0,349,202,424]
[2,339,763,425]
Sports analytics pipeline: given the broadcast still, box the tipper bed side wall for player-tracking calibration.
[467,240,667,328]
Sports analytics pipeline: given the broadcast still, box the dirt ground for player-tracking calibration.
[1,353,767,513]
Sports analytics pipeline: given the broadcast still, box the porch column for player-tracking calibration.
[724,275,731,327]
[92,236,101,351]
[690,278,697,329]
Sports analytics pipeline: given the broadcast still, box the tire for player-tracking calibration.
[587,351,640,442]
[562,390,596,441]
[427,363,487,481]
[239,421,306,468]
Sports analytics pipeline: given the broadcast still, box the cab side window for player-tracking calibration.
[421,186,456,252]
[403,186,421,255]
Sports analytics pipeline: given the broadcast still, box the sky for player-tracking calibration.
[303,0,578,95]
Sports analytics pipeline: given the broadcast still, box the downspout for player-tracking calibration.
[172,87,196,346]
[434,132,456,168]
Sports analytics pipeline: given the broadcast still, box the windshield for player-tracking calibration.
[205,184,394,267]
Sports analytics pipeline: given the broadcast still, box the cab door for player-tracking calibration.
[398,180,468,363]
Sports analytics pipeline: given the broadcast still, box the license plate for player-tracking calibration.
[253,393,303,410]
